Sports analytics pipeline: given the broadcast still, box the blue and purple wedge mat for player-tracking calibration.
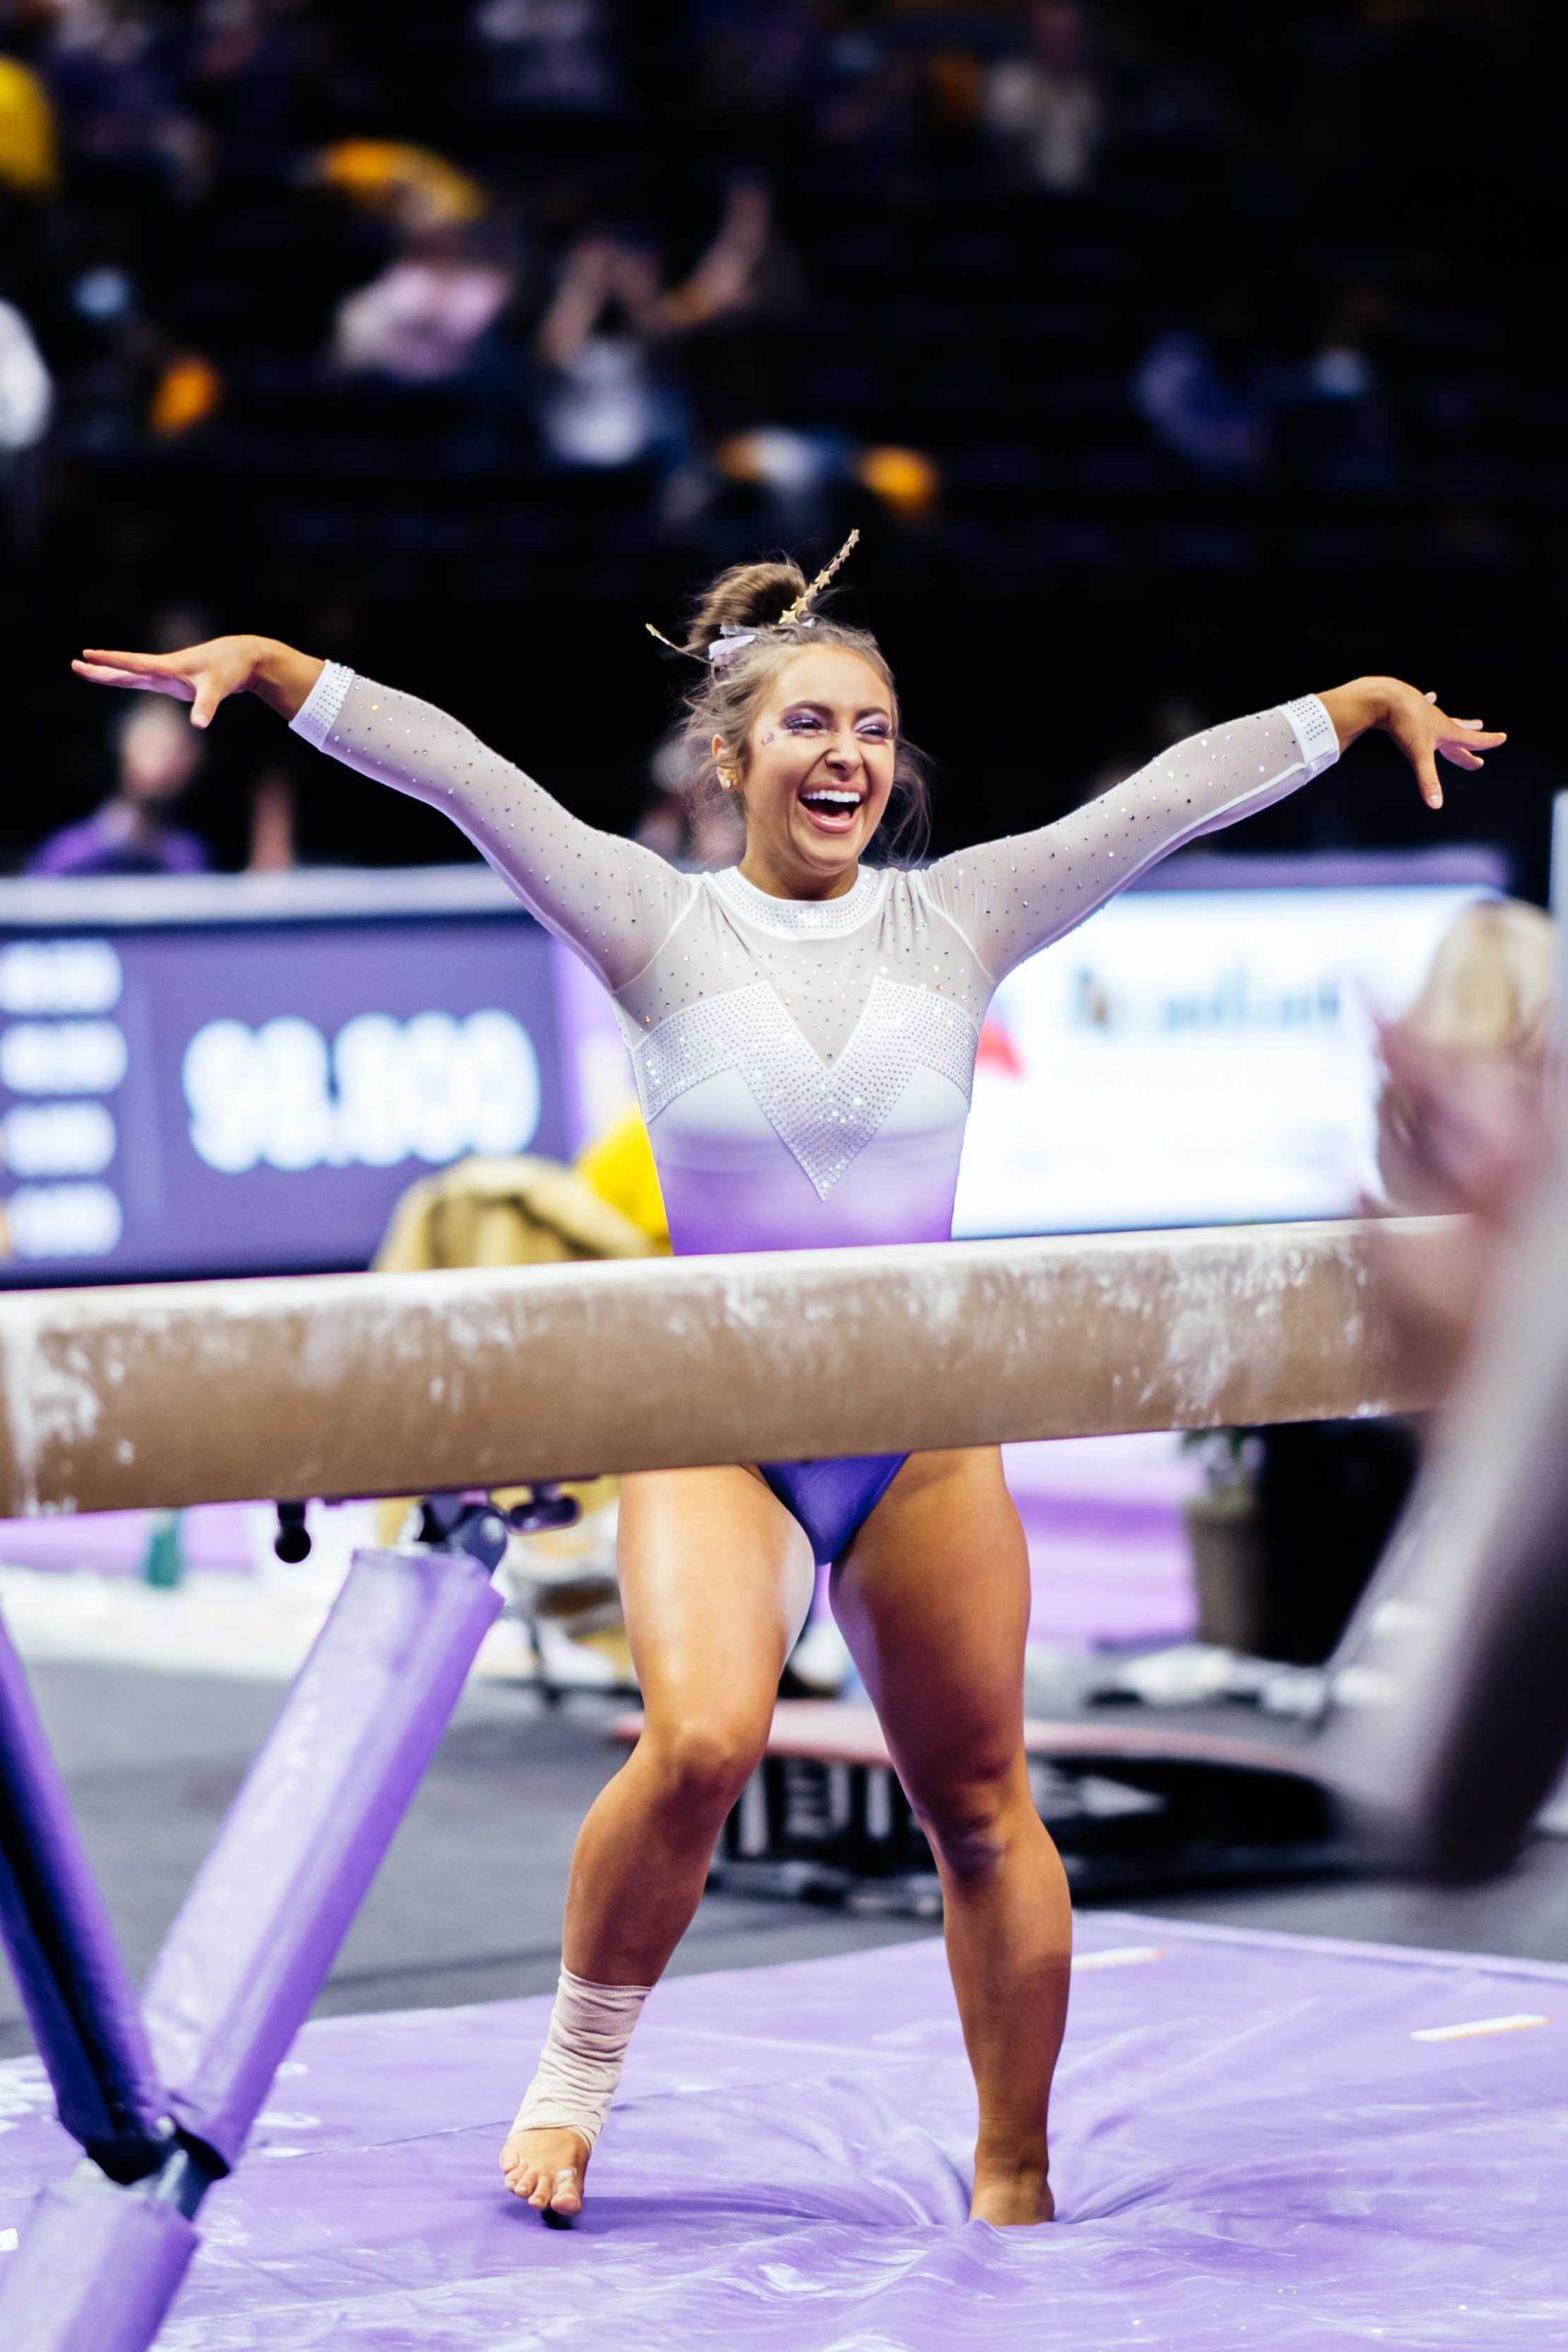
[2,1917,1563,2350]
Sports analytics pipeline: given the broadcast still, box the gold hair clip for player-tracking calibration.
[644,527,863,660]
[775,526,860,627]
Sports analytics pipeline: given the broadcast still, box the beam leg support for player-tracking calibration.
[0,1534,501,2352]
[141,1541,502,2168]
[0,1612,172,2178]
[0,2167,197,2352]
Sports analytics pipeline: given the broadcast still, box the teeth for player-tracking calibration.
[805,793,860,809]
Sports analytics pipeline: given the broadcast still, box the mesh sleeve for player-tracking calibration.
[291,663,693,992]
[919,697,1339,984]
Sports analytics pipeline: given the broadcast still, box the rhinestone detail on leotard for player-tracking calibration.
[631,976,979,1196]
[709,863,886,937]
[1279,695,1340,774]
[293,659,355,748]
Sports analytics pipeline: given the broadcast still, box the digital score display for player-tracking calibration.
[0,870,575,1283]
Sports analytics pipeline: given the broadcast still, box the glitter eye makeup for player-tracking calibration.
[776,706,892,738]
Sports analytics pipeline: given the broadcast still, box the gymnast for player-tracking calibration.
[72,538,1503,2226]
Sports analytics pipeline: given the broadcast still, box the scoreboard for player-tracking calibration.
[0,866,604,1284]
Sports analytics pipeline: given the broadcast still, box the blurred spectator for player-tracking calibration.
[536,179,777,492]
[0,51,62,198]
[245,763,297,873]
[0,294,51,448]
[41,0,212,202]
[0,293,51,555]
[1370,899,1559,1391]
[1376,899,1557,1217]
[310,139,490,235]
[186,0,314,176]
[29,694,209,876]
[536,232,687,471]
[1277,280,1399,493]
[711,427,939,537]
[331,219,520,386]
[984,0,1104,194]
[575,1102,670,1252]
[1134,296,1271,479]
[470,0,621,116]
[1240,899,1560,1669]
[636,725,744,868]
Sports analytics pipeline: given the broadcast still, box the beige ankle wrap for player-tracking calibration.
[509,1968,652,2152]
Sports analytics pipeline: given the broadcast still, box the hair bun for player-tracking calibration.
[685,559,807,656]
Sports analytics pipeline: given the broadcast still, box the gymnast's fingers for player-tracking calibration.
[79,647,172,671]
[72,659,182,694]
[1430,702,1506,759]
[1438,730,1506,769]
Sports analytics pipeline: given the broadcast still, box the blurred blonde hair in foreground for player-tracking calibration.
[1401,899,1557,1061]
[1377,898,1558,1220]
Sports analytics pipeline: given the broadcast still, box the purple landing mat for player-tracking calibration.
[2,1916,1564,2350]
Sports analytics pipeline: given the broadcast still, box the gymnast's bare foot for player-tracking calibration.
[500,2125,591,2219]
[969,2144,1055,2226]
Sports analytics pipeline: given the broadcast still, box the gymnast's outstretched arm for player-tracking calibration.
[919,676,1506,986]
[70,633,694,991]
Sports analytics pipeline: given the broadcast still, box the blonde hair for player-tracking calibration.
[1404,899,1558,1060]
[659,553,932,864]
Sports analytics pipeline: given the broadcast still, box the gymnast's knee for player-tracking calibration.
[639,1712,769,1821]
[910,1770,1027,1883]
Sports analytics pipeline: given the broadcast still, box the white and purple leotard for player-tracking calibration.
[292,664,1339,1562]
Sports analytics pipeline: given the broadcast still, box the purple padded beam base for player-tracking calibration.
[143,1544,502,2170]
[0,1539,500,2352]
[0,2167,197,2352]
[0,1614,172,2179]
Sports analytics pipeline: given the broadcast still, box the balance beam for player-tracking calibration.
[0,1218,1455,1521]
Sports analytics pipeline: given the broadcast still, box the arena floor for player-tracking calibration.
[3,1657,1565,2069]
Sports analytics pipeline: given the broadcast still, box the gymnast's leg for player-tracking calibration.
[831,1446,1072,2226]
[502,1462,815,2216]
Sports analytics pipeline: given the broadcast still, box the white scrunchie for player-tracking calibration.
[707,615,818,667]
[707,623,758,667]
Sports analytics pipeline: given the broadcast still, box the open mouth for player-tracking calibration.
[798,789,863,835]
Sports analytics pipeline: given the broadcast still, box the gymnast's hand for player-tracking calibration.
[71,635,323,727]
[1317,677,1506,811]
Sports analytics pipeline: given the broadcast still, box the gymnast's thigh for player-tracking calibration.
[615,1464,817,1727]
[829,1446,1031,1790]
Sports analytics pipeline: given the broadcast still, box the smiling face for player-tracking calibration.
[716,645,898,899]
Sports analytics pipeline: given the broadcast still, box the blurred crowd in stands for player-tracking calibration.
[0,1,1561,886]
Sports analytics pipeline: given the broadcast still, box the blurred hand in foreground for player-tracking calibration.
[1369,1014,1556,1390]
